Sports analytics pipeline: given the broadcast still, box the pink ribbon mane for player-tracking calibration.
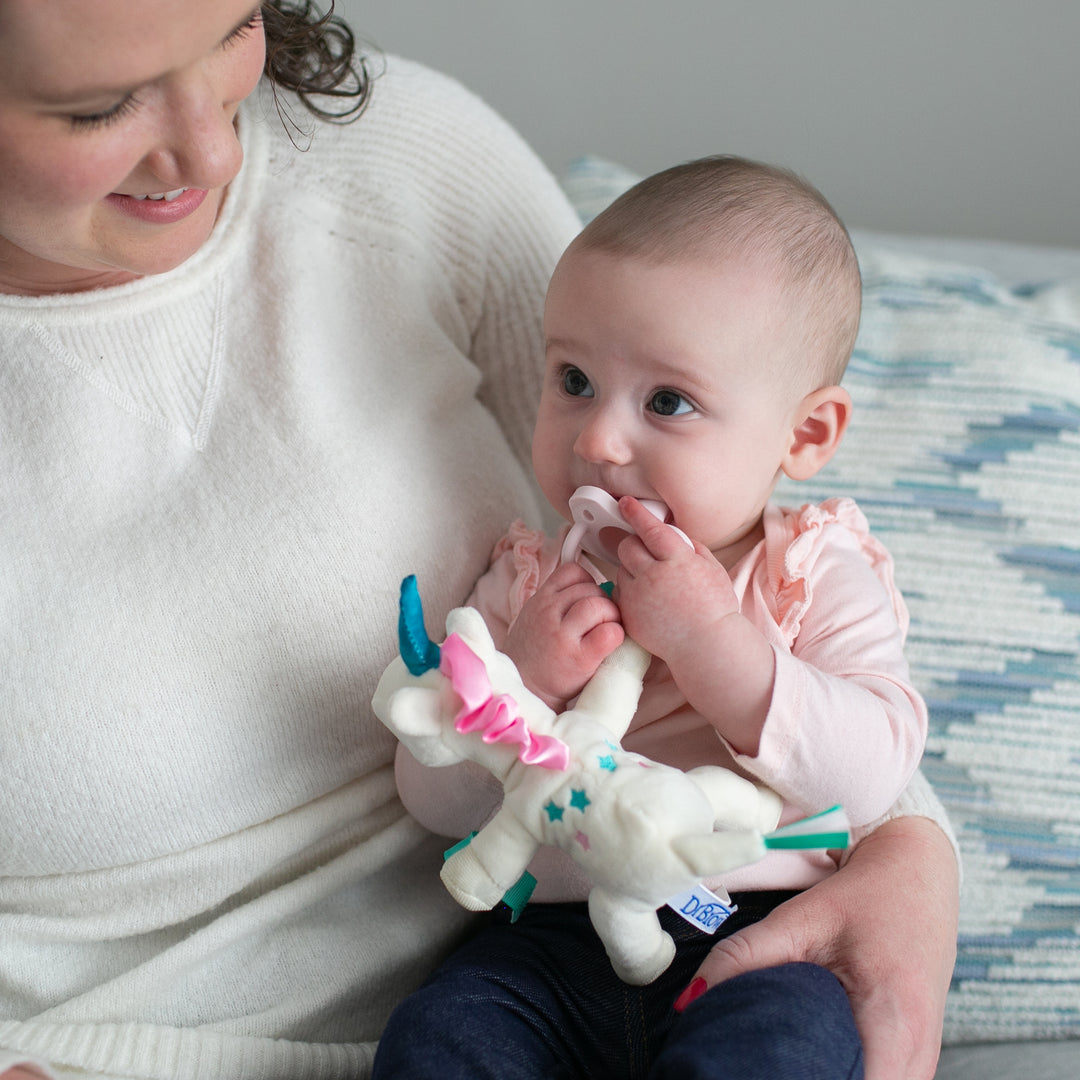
[439,633,570,771]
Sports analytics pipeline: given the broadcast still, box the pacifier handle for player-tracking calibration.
[559,486,692,583]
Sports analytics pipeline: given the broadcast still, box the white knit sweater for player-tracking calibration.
[0,59,580,1079]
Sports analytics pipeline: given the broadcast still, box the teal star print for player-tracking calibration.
[544,801,565,822]
[569,789,591,812]
[597,754,617,772]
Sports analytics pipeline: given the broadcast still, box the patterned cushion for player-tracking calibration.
[561,158,1080,1043]
[794,251,1080,1043]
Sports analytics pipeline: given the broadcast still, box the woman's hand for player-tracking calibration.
[1,1067,50,1079]
[679,816,958,1080]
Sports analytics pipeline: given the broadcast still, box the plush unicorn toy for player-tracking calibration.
[374,575,793,985]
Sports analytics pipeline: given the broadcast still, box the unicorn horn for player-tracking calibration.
[398,575,441,675]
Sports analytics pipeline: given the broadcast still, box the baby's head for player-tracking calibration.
[570,155,861,392]
[535,155,861,565]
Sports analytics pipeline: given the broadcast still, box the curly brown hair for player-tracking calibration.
[261,1,373,124]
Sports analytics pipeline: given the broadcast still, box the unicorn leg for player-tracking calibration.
[588,886,675,986]
[570,638,652,740]
[441,806,539,911]
[686,766,783,833]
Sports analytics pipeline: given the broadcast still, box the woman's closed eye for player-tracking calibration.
[648,388,694,416]
[68,93,142,131]
[222,6,264,49]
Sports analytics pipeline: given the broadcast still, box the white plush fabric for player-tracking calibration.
[375,601,783,986]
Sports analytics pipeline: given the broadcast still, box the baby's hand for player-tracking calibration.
[614,497,739,664]
[503,560,624,711]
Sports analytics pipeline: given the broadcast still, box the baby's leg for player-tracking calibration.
[650,961,864,1079]
[371,904,623,1080]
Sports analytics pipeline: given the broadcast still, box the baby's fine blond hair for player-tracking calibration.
[573,156,862,389]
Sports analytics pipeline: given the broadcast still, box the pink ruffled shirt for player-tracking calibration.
[395,498,928,898]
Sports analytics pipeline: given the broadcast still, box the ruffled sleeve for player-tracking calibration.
[466,520,565,648]
[729,498,928,824]
[767,497,910,648]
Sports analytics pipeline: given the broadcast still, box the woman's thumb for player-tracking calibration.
[673,917,804,1011]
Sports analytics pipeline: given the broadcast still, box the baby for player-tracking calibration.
[374,156,927,1079]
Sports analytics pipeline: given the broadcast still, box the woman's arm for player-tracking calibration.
[680,815,958,1080]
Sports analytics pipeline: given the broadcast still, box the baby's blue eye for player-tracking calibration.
[562,367,594,397]
[649,389,692,416]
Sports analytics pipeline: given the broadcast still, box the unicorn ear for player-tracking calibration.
[372,658,442,732]
[379,684,465,767]
[445,605,497,656]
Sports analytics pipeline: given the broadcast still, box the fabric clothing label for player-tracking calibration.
[667,882,737,934]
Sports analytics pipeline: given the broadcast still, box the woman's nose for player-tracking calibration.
[143,77,244,192]
[573,407,632,465]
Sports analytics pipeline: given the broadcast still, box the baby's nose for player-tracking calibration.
[573,409,631,465]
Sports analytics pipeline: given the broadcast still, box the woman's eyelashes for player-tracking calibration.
[222,7,264,49]
[69,94,142,131]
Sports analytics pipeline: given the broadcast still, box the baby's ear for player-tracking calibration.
[781,385,852,481]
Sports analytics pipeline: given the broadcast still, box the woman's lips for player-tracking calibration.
[106,187,209,223]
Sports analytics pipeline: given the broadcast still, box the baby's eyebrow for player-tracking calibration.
[640,357,714,393]
[544,336,583,352]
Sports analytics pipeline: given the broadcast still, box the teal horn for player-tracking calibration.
[398,575,441,675]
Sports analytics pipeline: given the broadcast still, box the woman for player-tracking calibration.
[0,2,956,1077]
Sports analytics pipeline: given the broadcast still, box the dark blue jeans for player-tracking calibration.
[373,893,864,1079]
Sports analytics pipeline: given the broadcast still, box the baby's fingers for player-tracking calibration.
[579,617,625,667]
[563,587,621,636]
[618,497,690,560]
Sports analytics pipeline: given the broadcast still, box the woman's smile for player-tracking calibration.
[106,187,209,223]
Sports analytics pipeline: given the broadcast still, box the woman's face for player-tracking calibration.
[0,0,266,295]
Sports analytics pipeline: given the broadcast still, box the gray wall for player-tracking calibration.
[337,1,1079,249]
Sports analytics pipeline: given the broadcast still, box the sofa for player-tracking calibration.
[562,158,1080,1078]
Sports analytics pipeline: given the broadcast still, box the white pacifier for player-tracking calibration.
[559,485,692,584]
